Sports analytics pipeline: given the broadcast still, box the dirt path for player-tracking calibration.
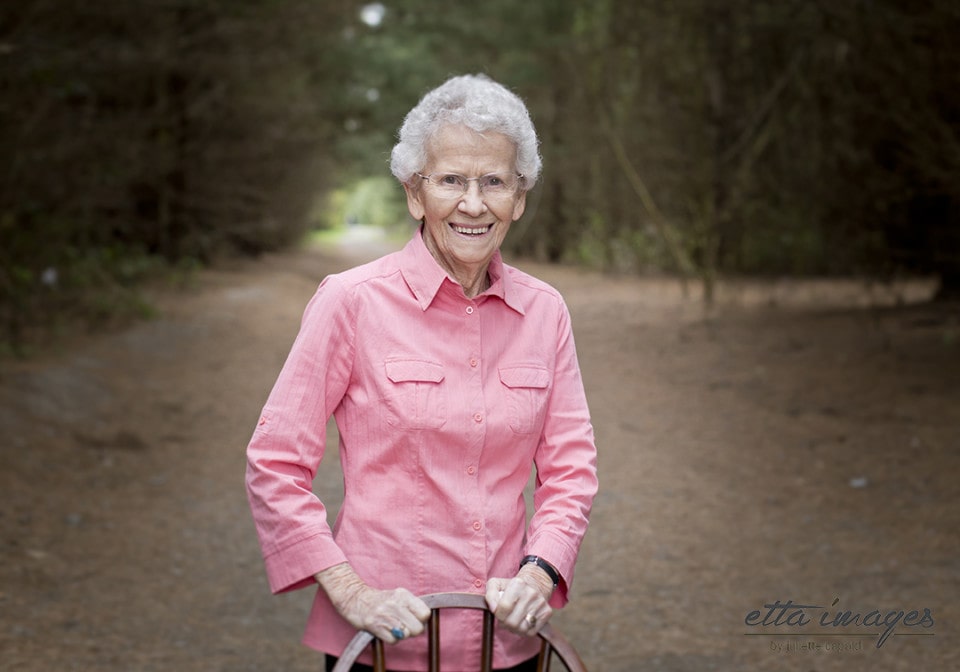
[2,236,958,671]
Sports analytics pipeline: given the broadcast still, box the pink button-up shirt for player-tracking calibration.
[246,229,598,670]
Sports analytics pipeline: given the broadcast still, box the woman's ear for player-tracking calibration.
[512,190,527,221]
[403,183,425,221]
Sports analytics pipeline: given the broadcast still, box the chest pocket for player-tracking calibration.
[499,365,551,435]
[382,359,447,430]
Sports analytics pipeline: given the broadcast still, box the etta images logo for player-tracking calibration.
[744,598,935,648]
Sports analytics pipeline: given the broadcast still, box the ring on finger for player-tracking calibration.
[524,613,537,628]
[390,625,406,640]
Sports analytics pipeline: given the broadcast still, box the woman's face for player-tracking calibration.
[404,124,526,281]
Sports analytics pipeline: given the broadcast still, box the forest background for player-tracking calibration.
[2,0,959,353]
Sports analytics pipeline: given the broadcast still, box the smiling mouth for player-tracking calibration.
[451,224,492,236]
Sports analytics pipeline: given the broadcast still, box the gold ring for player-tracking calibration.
[525,613,537,627]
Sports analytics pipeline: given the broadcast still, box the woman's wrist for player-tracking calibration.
[315,562,367,612]
[519,555,559,587]
[516,562,556,601]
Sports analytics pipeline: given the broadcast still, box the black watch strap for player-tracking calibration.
[519,555,559,586]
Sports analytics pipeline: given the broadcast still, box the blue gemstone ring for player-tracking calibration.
[391,626,406,640]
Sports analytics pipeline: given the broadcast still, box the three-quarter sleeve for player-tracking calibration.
[245,275,356,594]
[524,297,599,607]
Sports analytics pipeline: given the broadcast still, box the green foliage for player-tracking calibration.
[318,177,409,231]
[345,178,410,229]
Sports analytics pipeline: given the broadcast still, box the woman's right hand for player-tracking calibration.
[315,563,431,644]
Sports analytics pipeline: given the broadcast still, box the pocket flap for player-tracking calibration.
[499,365,550,389]
[385,359,445,383]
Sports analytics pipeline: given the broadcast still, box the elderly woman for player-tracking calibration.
[246,74,598,672]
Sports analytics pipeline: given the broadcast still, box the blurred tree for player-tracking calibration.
[0,0,356,347]
[817,0,960,298]
[513,0,960,298]
[4,0,959,351]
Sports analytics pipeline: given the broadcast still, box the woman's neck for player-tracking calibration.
[422,228,491,298]
[460,270,490,298]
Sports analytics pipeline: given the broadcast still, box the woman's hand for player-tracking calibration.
[484,564,555,636]
[315,563,431,644]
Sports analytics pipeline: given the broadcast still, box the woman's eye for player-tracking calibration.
[485,175,505,188]
[439,174,463,186]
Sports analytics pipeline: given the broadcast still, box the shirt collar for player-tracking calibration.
[400,227,525,315]
[484,249,525,315]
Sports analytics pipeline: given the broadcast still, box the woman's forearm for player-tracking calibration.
[315,562,366,612]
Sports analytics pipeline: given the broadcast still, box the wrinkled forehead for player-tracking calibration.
[424,124,518,172]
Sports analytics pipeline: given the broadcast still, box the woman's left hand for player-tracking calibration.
[484,564,555,636]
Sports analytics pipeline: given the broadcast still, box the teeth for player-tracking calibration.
[452,225,490,235]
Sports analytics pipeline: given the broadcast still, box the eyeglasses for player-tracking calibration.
[416,172,524,199]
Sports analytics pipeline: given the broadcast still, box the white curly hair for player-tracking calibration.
[390,74,541,190]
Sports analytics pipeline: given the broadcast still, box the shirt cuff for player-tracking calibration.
[524,532,580,608]
[263,529,348,594]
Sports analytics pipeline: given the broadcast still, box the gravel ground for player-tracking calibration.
[2,233,958,671]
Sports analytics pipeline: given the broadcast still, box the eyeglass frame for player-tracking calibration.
[414,171,525,198]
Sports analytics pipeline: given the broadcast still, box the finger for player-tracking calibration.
[485,578,508,612]
[497,581,551,634]
[494,586,531,631]
[364,596,406,640]
[523,609,549,636]
[372,622,405,644]
[502,577,537,611]
[372,591,431,641]
[388,589,430,623]
[507,603,551,637]
[397,611,426,638]
[378,617,416,644]
[502,603,534,633]
[407,595,432,623]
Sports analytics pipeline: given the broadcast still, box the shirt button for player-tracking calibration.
[472,521,482,531]
[465,306,475,315]
[258,418,266,426]
[473,413,483,423]
[467,466,476,475]
[469,358,479,368]
[474,578,483,589]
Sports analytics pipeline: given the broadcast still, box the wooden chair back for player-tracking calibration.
[330,592,588,672]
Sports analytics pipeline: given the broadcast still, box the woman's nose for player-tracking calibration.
[458,183,488,215]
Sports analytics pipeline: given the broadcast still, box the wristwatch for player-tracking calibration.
[519,555,559,586]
